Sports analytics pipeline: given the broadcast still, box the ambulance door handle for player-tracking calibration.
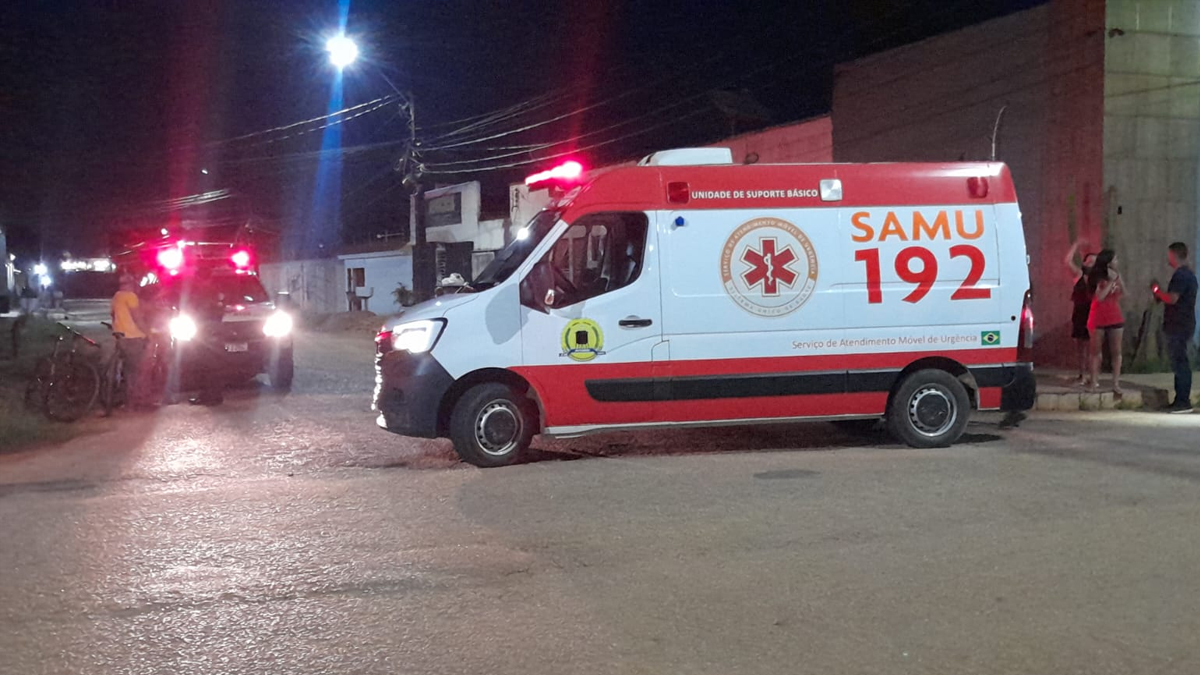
[619,317,653,328]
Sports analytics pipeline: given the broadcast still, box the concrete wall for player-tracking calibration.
[339,251,413,314]
[1104,0,1200,332]
[709,116,833,164]
[427,216,512,251]
[258,259,342,314]
[832,2,1107,365]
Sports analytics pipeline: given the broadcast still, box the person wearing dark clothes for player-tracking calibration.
[1065,240,1097,385]
[1152,242,1198,414]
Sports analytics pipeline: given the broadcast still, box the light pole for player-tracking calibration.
[324,33,432,300]
[397,97,433,302]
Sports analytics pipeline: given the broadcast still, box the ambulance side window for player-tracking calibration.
[538,212,648,307]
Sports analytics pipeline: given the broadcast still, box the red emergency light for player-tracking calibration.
[157,246,184,272]
[231,249,252,269]
[525,160,584,187]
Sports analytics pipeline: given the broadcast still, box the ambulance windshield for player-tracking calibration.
[472,210,560,289]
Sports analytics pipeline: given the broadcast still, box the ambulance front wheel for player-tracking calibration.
[887,369,971,448]
[450,382,536,468]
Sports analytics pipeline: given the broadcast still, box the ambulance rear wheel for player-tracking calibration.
[450,382,535,468]
[887,369,970,448]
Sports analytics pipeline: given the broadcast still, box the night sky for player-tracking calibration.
[0,0,1046,262]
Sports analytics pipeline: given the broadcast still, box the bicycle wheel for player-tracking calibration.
[46,360,100,422]
[101,356,122,417]
[23,358,54,412]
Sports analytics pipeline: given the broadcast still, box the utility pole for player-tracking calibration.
[400,95,434,302]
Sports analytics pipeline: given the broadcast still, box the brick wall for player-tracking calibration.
[711,116,833,164]
[831,2,1107,365]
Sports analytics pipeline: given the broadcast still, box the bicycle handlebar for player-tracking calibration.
[55,322,99,348]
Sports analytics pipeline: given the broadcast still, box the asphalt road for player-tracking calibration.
[3,320,1200,674]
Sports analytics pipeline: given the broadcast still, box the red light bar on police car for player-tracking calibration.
[525,160,584,186]
[157,247,184,272]
[231,249,252,268]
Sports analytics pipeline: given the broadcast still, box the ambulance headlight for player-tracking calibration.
[169,314,198,342]
[263,311,294,338]
[391,319,446,354]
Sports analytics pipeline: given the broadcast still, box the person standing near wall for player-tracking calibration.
[1151,242,1198,414]
[1065,240,1096,385]
[1087,249,1125,396]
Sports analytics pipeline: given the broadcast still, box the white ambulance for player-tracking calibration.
[374,148,1035,467]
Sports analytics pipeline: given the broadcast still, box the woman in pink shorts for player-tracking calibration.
[1086,249,1125,395]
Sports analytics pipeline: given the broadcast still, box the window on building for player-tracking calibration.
[347,267,365,290]
[536,212,648,307]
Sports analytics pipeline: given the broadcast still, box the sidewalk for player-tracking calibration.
[1034,368,1197,411]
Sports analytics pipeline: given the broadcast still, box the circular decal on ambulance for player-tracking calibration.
[560,318,606,362]
[719,217,819,318]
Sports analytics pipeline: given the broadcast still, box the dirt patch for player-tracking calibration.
[0,316,92,453]
[314,311,391,334]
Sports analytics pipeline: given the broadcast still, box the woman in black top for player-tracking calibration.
[1065,240,1096,385]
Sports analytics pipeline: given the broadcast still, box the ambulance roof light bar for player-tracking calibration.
[639,147,734,166]
[525,160,584,187]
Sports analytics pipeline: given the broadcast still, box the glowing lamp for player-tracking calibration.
[157,247,184,271]
[525,160,584,186]
[326,35,359,69]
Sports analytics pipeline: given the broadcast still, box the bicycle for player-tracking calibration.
[24,323,102,422]
[100,321,127,417]
[100,324,174,413]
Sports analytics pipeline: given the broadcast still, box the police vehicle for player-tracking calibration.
[120,238,294,391]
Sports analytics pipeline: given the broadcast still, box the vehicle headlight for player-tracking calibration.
[169,314,198,342]
[391,319,446,353]
[263,311,294,337]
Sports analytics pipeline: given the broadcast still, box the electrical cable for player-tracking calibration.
[424,107,711,175]
[202,94,400,148]
[417,0,981,152]
[427,5,1101,174]
[421,0,986,170]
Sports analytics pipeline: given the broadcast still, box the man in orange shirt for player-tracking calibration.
[111,273,152,409]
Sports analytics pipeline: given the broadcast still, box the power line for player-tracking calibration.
[424,107,711,175]
[202,94,400,148]
[422,0,989,172]
[418,0,987,155]
[222,139,405,166]
[234,97,399,148]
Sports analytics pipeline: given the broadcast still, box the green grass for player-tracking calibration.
[0,317,91,452]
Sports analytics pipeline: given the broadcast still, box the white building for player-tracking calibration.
[338,246,414,314]
[257,257,344,314]
[420,181,514,278]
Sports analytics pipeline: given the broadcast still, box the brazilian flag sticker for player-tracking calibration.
[981,330,1001,346]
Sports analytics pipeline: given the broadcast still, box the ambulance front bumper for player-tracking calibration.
[374,350,454,438]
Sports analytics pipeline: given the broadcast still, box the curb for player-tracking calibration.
[1035,385,1179,412]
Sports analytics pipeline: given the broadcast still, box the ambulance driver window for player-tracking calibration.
[537,212,648,307]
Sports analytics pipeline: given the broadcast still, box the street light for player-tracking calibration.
[326,35,359,69]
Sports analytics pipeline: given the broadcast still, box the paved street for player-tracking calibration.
[3,329,1200,674]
